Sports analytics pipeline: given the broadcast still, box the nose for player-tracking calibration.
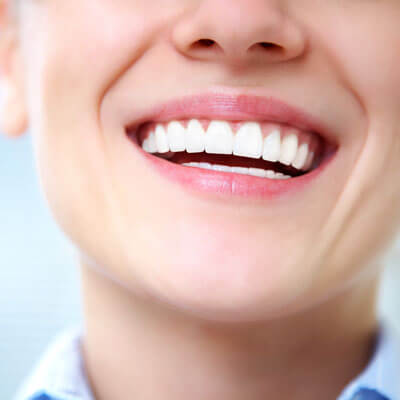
[171,0,307,66]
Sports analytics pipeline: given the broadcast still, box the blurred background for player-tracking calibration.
[1,132,400,399]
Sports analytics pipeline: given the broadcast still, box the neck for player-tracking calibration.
[80,263,380,400]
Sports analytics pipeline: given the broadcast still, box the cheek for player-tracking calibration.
[18,1,179,254]
[316,9,400,113]
[20,0,187,122]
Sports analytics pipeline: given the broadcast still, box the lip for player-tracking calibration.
[126,91,338,147]
[125,91,338,200]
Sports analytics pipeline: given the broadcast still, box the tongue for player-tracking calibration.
[165,152,303,176]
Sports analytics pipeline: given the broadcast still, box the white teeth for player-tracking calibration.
[292,143,309,170]
[167,121,186,152]
[213,164,231,172]
[275,172,290,179]
[279,133,298,165]
[142,137,151,152]
[186,119,206,153]
[181,162,291,179]
[155,124,169,153]
[205,121,233,154]
[233,122,263,159]
[199,162,212,169]
[232,166,250,175]
[303,150,314,170]
[144,132,157,153]
[262,129,281,162]
[249,167,267,177]
[142,120,317,173]
[265,170,276,179]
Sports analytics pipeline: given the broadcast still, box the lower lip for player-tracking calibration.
[127,134,336,200]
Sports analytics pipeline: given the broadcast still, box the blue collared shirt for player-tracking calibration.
[14,319,400,400]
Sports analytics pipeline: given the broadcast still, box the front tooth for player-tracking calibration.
[292,143,309,170]
[262,130,281,162]
[155,124,169,153]
[279,133,298,165]
[233,122,263,159]
[205,121,233,154]
[167,121,185,152]
[186,119,205,153]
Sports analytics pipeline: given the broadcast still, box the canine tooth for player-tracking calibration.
[186,119,205,153]
[147,132,158,153]
[303,151,314,170]
[233,122,263,159]
[167,121,185,152]
[292,143,309,169]
[279,133,298,165]
[262,130,281,162]
[249,168,266,177]
[213,164,231,172]
[142,137,151,152]
[155,124,169,153]
[205,121,233,154]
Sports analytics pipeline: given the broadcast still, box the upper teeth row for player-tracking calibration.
[141,120,315,171]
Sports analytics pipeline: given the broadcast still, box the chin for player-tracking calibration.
[138,241,311,324]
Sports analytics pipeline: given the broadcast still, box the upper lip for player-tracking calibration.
[125,90,337,146]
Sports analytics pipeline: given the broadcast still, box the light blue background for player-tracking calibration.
[0,133,81,399]
[1,132,400,399]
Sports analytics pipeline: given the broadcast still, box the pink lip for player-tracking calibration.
[133,147,335,200]
[126,92,337,146]
[125,92,338,200]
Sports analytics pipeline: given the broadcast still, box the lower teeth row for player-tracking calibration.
[182,162,292,179]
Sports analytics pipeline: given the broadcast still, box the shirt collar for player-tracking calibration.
[15,319,400,400]
[14,325,94,400]
[337,318,400,400]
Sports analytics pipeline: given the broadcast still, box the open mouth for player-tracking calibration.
[128,118,334,180]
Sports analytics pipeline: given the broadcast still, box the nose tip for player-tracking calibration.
[172,1,307,66]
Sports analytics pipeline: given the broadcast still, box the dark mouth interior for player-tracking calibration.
[158,152,309,177]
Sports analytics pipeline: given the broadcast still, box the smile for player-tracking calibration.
[125,93,338,199]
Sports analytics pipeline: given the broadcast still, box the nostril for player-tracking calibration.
[190,38,220,50]
[197,39,216,47]
[259,42,276,48]
[252,42,284,53]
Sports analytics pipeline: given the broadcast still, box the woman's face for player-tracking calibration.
[7,0,400,321]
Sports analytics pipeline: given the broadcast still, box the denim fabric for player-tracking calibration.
[351,388,390,400]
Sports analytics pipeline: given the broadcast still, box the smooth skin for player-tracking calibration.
[1,1,400,399]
